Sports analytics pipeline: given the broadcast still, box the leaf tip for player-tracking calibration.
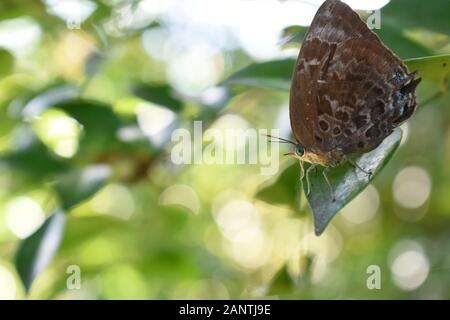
[314,226,324,237]
[313,216,329,236]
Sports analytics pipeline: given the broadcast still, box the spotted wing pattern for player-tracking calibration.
[289,0,420,158]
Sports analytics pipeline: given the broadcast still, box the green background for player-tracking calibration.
[0,0,450,299]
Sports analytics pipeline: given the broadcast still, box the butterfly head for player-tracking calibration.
[266,135,331,165]
[291,143,331,166]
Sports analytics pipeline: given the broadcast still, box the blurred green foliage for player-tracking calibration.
[0,0,450,300]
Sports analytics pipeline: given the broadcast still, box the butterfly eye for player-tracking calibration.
[295,145,305,157]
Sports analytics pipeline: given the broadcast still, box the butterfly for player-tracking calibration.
[282,0,421,200]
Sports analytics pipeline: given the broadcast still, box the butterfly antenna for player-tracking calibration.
[277,33,298,46]
[264,134,296,145]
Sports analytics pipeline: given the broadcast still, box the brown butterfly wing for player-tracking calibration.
[289,0,380,154]
[290,0,420,157]
[316,38,420,155]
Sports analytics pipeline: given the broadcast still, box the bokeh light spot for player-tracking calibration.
[393,166,432,209]
[389,241,430,291]
[167,45,224,96]
[214,199,270,269]
[0,265,17,299]
[0,17,41,55]
[136,101,177,147]
[342,185,380,224]
[5,196,45,239]
[159,184,200,215]
[31,109,82,158]
[91,184,135,220]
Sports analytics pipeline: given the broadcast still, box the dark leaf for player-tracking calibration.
[23,88,125,160]
[54,165,111,210]
[268,265,296,296]
[256,161,301,210]
[22,88,121,145]
[221,59,295,91]
[306,129,402,236]
[0,133,68,179]
[18,86,130,163]
[55,99,122,138]
[55,99,123,158]
[133,84,184,113]
[269,257,314,297]
[15,210,67,292]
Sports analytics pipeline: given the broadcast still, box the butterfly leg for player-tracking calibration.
[348,158,372,178]
[305,164,317,196]
[323,166,335,202]
[299,160,305,181]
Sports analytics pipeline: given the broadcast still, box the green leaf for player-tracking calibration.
[373,24,432,59]
[54,165,111,210]
[221,59,294,91]
[55,99,124,158]
[23,88,125,160]
[55,99,121,136]
[15,210,67,292]
[383,0,450,36]
[0,133,68,180]
[268,257,314,297]
[306,129,402,236]
[405,54,450,91]
[0,49,14,77]
[268,265,296,296]
[22,88,121,140]
[280,25,307,47]
[222,54,450,93]
[22,85,78,119]
[133,84,184,113]
[256,161,301,210]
